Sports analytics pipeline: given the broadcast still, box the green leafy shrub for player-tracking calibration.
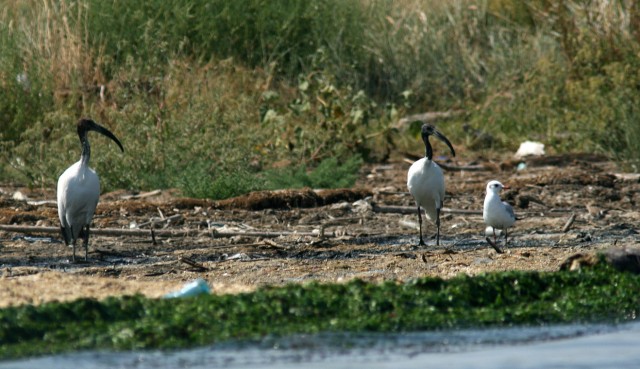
[262,156,363,191]
[1,266,638,359]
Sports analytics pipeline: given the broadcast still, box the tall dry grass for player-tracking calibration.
[2,0,105,107]
[2,0,640,194]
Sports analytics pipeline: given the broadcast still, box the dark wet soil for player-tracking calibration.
[1,153,639,307]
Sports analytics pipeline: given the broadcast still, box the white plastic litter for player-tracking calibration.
[226,253,250,261]
[514,141,545,159]
[164,278,211,298]
[12,191,27,201]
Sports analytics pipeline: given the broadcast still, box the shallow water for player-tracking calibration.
[3,322,640,369]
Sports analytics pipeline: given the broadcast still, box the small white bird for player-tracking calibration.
[483,180,516,247]
[407,124,456,246]
[57,118,124,262]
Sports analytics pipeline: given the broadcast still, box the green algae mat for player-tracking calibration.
[1,266,639,359]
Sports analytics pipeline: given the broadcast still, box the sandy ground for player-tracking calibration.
[1,153,639,307]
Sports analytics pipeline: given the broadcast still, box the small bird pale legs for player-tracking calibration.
[57,118,124,262]
[483,180,516,250]
[407,124,456,247]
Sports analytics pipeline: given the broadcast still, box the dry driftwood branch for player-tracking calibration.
[120,189,162,200]
[209,228,318,238]
[0,225,319,239]
[316,216,368,238]
[213,188,373,210]
[178,256,208,271]
[562,213,577,233]
[376,190,410,196]
[485,237,504,254]
[137,214,183,228]
[373,204,583,218]
[0,225,196,237]
[261,239,287,249]
[26,200,57,206]
[150,228,157,245]
[372,204,483,216]
[613,173,640,181]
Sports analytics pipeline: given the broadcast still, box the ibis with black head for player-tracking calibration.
[407,124,456,247]
[57,118,124,262]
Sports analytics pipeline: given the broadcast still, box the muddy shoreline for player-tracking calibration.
[1,154,639,307]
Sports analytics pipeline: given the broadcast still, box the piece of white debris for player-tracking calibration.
[514,141,545,159]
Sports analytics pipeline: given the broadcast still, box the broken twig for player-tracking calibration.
[120,190,162,200]
[562,213,577,233]
[0,225,318,239]
[372,204,483,216]
[179,256,208,271]
[150,228,157,245]
[137,214,183,228]
[486,237,504,254]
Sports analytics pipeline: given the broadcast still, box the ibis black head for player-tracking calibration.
[421,124,455,160]
[77,118,124,152]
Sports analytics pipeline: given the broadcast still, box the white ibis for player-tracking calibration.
[57,118,124,262]
[483,180,516,247]
[407,124,456,246]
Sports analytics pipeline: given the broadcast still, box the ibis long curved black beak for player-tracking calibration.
[421,124,455,160]
[79,118,124,152]
[432,129,455,157]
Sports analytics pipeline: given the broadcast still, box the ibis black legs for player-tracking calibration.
[64,225,90,262]
[435,207,441,246]
[416,206,442,247]
[78,225,90,262]
[417,205,426,246]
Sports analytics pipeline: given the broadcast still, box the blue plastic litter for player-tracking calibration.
[164,278,211,298]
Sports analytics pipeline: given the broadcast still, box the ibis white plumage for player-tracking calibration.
[57,118,124,262]
[483,180,516,247]
[407,124,456,246]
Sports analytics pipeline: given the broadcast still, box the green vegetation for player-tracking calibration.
[1,0,640,196]
[1,265,638,359]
